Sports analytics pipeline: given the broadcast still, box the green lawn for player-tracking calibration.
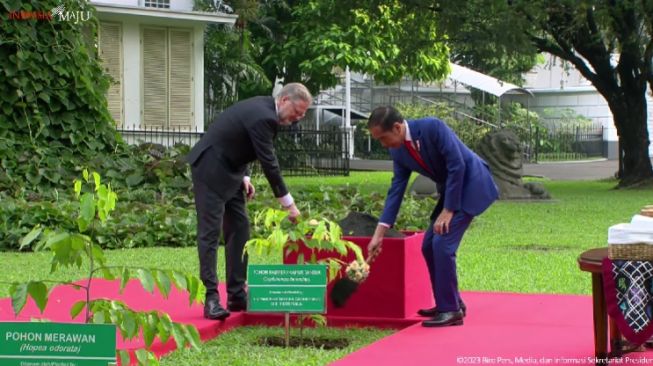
[1,175,651,365]
[159,326,393,366]
[3,178,646,298]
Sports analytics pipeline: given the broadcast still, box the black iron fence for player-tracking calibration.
[530,123,604,162]
[352,121,604,163]
[117,125,203,148]
[261,126,350,176]
[117,125,350,176]
[117,121,602,173]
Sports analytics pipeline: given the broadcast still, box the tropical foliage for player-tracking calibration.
[0,0,121,191]
[9,171,203,366]
[426,0,653,186]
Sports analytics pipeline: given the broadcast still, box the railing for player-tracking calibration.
[117,125,351,176]
[316,76,373,114]
[117,125,203,148]
[264,126,350,176]
[531,123,604,162]
[352,121,605,163]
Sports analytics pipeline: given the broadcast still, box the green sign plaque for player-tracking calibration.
[248,264,327,313]
[0,322,116,366]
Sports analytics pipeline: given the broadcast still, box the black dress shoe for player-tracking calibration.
[227,299,247,312]
[418,301,467,317]
[204,297,230,320]
[422,310,464,327]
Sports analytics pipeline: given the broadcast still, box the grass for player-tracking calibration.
[285,171,394,189]
[1,174,651,365]
[159,326,393,366]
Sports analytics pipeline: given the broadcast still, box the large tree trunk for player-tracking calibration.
[608,89,653,187]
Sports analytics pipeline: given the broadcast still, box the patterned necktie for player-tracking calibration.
[404,140,431,173]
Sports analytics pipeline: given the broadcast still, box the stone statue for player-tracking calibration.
[408,174,439,199]
[477,129,550,200]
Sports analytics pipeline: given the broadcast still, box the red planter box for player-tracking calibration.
[283,232,433,319]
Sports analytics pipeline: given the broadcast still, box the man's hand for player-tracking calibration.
[243,179,255,200]
[285,202,300,223]
[367,237,383,262]
[434,208,454,235]
[367,224,389,262]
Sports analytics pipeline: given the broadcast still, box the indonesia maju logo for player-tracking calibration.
[51,4,91,24]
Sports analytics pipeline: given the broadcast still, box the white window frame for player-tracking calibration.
[143,0,170,9]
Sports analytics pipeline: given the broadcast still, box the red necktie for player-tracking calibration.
[404,140,431,174]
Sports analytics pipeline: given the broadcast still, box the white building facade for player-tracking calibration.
[91,0,236,133]
[519,55,653,159]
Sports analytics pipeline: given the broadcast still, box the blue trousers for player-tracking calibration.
[421,210,473,312]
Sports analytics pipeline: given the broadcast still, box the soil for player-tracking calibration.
[338,211,405,238]
[257,335,349,349]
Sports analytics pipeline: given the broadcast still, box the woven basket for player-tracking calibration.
[608,243,653,260]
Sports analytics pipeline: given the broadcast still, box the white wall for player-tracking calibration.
[523,54,653,157]
[98,14,206,131]
[92,0,193,10]
[92,0,139,7]
[171,0,194,11]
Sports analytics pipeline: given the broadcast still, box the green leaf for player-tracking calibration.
[158,314,173,344]
[10,283,28,315]
[143,316,156,347]
[19,226,42,250]
[120,267,130,292]
[186,275,200,306]
[74,179,82,197]
[122,311,137,338]
[185,324,201,350]
[70,300,86,319]
[118,350,131,366]
[126,173,144,186]
[170,323,185,348]
[134,349,148,365]
[92,310,106,324]
[171,271,187,291]
[78,193,95,232]
[137,269,155,293]
[101,267,115,280]
[92,171,101,191]
[27,282,48,313]
[155,270,171,298]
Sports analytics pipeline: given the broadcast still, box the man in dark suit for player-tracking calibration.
[366,105,498,327]
[187,83,312,320]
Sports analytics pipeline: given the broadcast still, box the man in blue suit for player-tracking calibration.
[366,106,498,327]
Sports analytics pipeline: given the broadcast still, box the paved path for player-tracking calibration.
[522,159,618,181]
[350,158,634,181]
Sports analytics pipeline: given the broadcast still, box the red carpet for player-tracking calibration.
[0,279,246,364]
[3,280,653,365]
[330,291,653,366]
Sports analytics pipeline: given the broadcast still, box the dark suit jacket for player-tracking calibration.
[380,117,499,226]
[187,96,288,200]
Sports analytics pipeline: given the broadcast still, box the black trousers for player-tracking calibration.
[192,178,249,302]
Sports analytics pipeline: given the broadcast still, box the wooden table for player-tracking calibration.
[577,248,624,362]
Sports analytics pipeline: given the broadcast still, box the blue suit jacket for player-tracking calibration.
[379,118,499,226]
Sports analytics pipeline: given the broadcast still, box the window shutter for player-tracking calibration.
[142,27,168,128]
[168,29,193,129]
[99,22,123,127]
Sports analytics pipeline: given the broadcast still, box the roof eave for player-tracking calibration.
[92,2,237,24]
